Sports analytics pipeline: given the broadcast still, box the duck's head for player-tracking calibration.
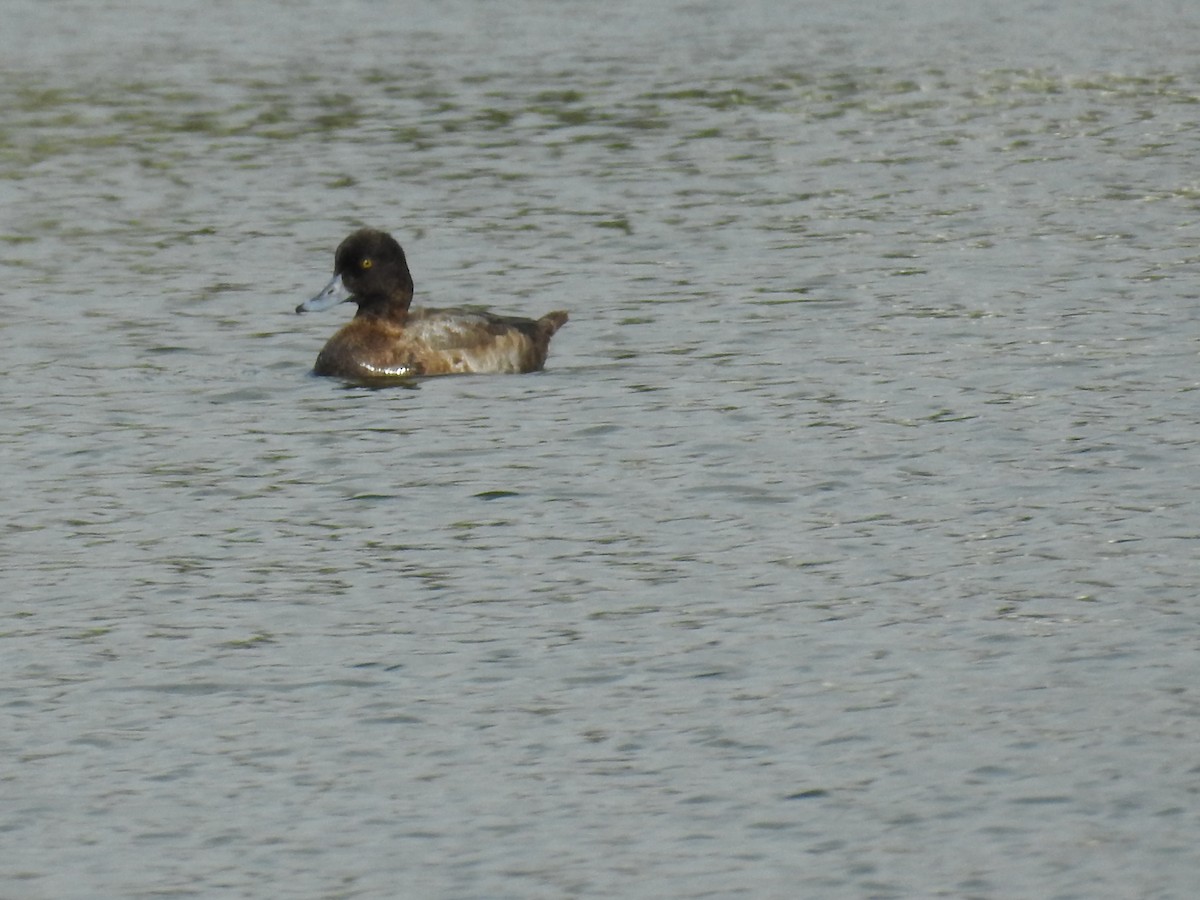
[297,228,415,317]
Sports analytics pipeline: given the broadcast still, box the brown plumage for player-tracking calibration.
[296,228,568,380]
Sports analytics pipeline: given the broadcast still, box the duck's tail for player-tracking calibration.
[539,310,569,336]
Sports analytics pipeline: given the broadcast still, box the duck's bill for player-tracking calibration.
[296,273,353,313]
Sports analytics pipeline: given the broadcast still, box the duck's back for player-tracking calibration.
[315,306,567,378]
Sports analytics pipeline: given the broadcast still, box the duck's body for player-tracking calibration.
[313,306,569,378]
[297,228,567,380]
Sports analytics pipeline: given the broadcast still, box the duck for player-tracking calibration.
[296,228,568,379]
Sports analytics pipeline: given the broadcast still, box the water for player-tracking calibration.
[3,1,1200,897]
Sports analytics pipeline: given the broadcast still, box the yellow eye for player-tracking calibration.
[361,258,373,269]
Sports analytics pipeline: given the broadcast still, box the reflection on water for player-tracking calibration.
[3,1,1200,897]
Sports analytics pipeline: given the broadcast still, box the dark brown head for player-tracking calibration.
[296,228,415,319]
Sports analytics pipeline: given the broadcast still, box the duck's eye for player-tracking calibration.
[361,258,373,270]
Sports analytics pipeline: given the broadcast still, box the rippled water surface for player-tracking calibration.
[4,1,1200,897]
